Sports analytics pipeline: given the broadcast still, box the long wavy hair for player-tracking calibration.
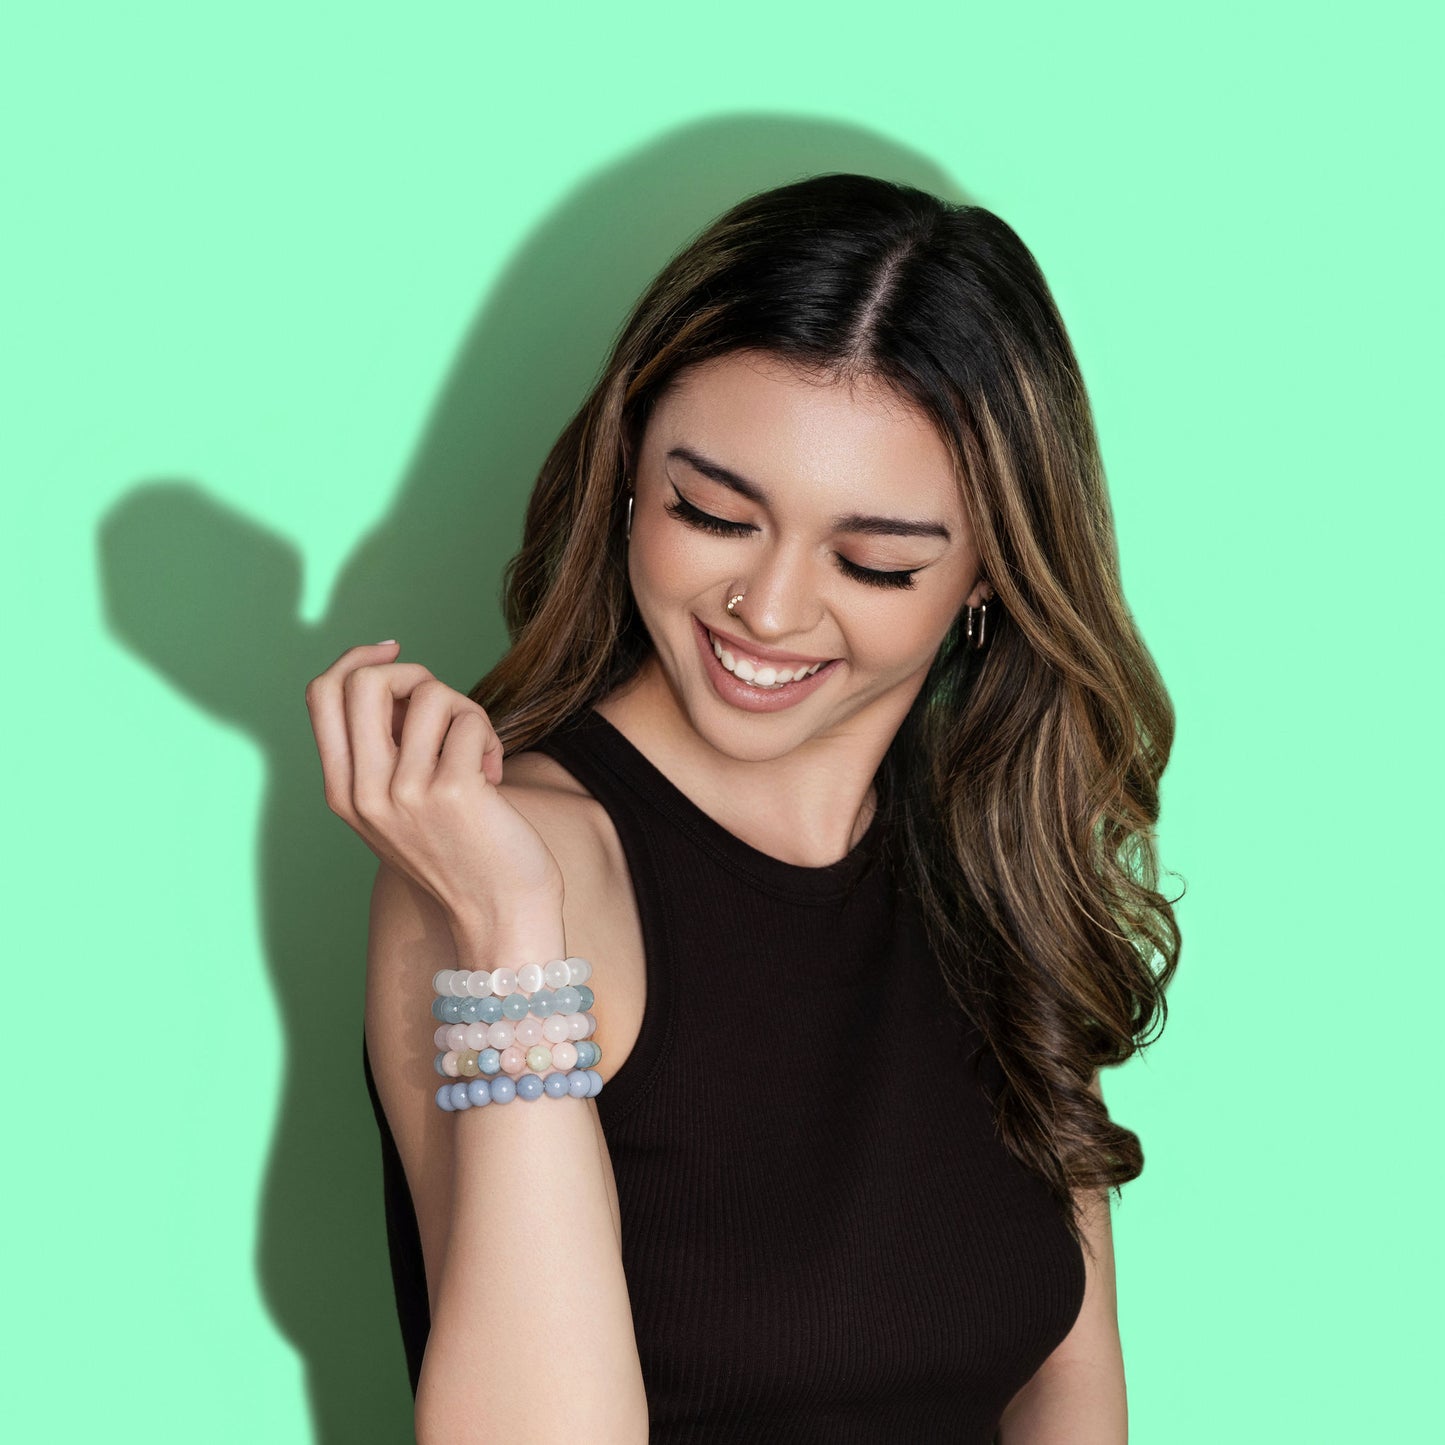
[471,172,1180,1245]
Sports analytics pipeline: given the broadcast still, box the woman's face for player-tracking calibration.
[626,348,990,758]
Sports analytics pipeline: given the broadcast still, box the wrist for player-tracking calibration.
[445,897,567,968]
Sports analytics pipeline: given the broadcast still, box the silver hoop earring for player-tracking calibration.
[625,492,633,540]
[966,599,989,650]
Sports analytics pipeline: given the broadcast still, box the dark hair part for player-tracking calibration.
[472,172,1179,1247]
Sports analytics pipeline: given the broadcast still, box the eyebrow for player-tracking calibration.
[666,445,953,542]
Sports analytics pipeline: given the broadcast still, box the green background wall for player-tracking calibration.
[6,2,1437,1438]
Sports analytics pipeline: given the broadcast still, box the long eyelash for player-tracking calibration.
[664,492,919,592]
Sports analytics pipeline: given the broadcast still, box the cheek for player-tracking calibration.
[849,596,962,671]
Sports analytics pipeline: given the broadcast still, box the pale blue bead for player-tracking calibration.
[433,1053,448,1076]
[554,985,581,1013]
[449,1082,472,1110]
[457,998,482,1023]
[465,1079,491,1107]
[501,992,530,1021]
[543,1071,570,1098]
[436,1084,456,1111]
[478,1048,501,1076]
[567,1070,590,1098]
[586,1069,603,1096]
[529,988,556,1018]
[440,998,462,1023]
[579,1041,600,1067]
[516,1073,545,1101]
[575,984,595,1011]
[478,996,504,1024]
[431,998,449,1022]
[490,1075,517,1104]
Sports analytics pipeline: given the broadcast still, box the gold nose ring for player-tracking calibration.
[726,593,744,614]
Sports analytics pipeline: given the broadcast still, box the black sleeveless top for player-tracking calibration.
[362,706,1085,1441]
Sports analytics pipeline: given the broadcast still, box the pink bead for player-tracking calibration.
[581,1011,597,1037]
[514,1018,543,1047]
[542,1015,571,1043]
[433,1025,451,1050]
[489,1021,515,1051]
[500,1046,526,1076]
[551,1041,578,1070]
[490,967,517,995]
[441,1051,460,1078]
[566,1013,588,1041]
[446,1024,468,1052]
[464,1023,488,1051]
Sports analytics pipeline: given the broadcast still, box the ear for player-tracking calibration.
[966,577,994,609]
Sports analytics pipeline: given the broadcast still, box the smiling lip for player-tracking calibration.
[701,619,835,669]
[692,615,840,713]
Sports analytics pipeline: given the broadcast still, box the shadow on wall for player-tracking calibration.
[97,115,968,1442]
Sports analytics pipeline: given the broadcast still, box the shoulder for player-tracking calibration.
[497,748,617,894]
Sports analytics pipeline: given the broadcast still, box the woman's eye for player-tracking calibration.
[663,489,921,591]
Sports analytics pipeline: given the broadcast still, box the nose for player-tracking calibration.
[732,536,825,641]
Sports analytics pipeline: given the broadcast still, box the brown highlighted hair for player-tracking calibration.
[472,172,1180,1245]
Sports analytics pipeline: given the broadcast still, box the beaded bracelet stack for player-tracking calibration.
[430,955,604,1112]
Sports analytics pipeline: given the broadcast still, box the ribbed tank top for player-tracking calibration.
[362,706,1085,1442]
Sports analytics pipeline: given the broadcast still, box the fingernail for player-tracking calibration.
[376,638,397,646]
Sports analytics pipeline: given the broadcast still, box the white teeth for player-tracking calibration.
[709,630,823,688]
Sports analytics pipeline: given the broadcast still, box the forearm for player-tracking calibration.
[416,907,648,1445]
[997,1346,1127,1445]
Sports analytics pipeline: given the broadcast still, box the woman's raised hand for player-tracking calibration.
[304,642,564,927]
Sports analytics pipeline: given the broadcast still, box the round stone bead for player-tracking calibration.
[566,1013,589,1041]
[448,1081,472,1109]
[544,1071,571,1098]
[441,1051,460,1077]
[517,962,545,993]
[585,1069,603,1096]
[490,1074,517,1104]
[463,1023,487,1051]
[525,1045,552,1072]
[445,1024,467,1052]
[478,1048,501,1076]
[448,971,473,998]
[465,971,494,999]
[457,1050,480,1078]
[551,1041,578,1070]
[575,984,595,1011]
[565,956,591,985]
[433,1052,448,1076]
[457,998,482,1024]
[433,1025,451,1050]
[465,1078,491,1106]
[501,992,530,1022]
[575,1040,598,1068]
[543,958,571,989]
[488,1021,514,1051]
[582,1011,597,1037]
[542,1014,571,1044]
[436,1083,456,1110]
[478,996,504,1025]
[567,1070,590,1098]
[529,988,556,1018]
[500,1046,526,1076]
[516,1072,545,1101]
[553,985,581,1014]
[433,970,456,996]
[514,1018,543,1047]
[431,997,450,1022]
[439,998,461,1024]
[490,967,517,996]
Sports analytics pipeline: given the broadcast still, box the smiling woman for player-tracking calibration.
[334,171,1178,1444]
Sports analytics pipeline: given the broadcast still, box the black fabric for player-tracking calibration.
[362,706,1085,1440]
